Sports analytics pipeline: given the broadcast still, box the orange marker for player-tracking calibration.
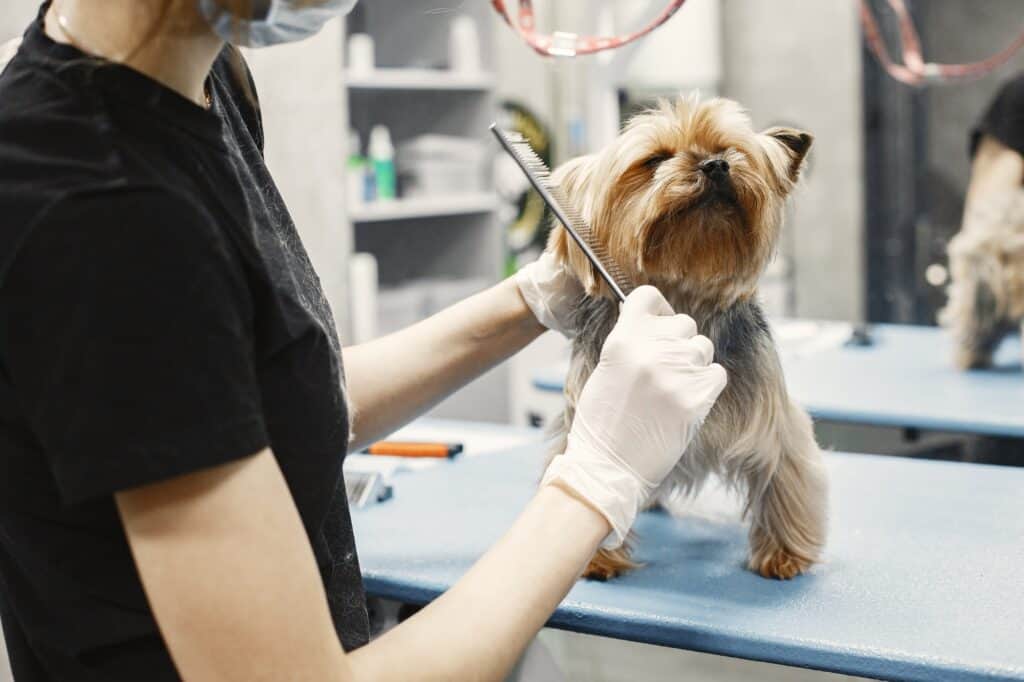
[363,441,463,458]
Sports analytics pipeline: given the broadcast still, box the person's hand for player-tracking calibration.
[541,286,727,548]
[515,251,584,338]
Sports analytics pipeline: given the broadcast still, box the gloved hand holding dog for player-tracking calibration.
[541,286,728,548]
[515,250,585,338]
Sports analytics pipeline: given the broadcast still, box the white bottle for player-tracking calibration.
[368,125,396,202]
[346,129,365,208]
[449,16,482,75]
[348,253,379,344]
[347,33,375,76]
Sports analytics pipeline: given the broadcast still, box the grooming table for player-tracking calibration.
[532,323,1024,437]
[351,438,1024,681]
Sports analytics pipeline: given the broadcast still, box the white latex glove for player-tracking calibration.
[515,251,584,338]
[541,286,728,548]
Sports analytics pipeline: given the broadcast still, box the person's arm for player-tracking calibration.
[348,482,606,680]
[343,276,545,449]
[120,286,724,682]
[116,449,352,682]
[117,448,608,682]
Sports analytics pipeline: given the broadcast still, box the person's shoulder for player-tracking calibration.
[0,43,115,182]
[31,188,236,275]
[0,51,128,279]
[211,46,264,148]
[2,187,246,331]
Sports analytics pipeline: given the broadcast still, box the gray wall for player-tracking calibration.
[924,0,1024,209]
[721,0,866,322]
[0,0,34,42]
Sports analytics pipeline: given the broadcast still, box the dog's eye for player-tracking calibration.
[643,153,671,170]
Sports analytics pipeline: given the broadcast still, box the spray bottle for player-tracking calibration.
[368,125,396,201]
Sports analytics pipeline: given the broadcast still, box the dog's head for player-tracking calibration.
[549,94,812,306]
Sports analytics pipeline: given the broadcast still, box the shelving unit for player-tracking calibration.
[350,193,498,223]
[346,68,494,92]
[341,3,508,422]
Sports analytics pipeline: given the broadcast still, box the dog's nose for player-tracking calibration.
[699,159,730,179]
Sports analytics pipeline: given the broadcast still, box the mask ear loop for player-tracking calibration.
[491,0,687,57]
[860,0,1024,86]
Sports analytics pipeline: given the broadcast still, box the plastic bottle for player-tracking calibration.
[346,129,366,208]
[368,125,396,201]
[449,16,481,75]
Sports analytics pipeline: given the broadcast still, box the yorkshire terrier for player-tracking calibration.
[939,190,1024,369]
[547,94,828,580]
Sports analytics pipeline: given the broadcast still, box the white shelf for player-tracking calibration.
[346,68,494,91]
[350,193,498,223]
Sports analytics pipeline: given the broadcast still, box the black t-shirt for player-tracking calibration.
[0,6,369,680]
[971,71,1024,158]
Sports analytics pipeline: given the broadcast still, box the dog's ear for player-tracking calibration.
[546,155,601,294]
[764,127,813,181]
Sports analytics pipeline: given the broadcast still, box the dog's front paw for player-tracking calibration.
[953,346,992,370]
[749,548,813,580]
[583,547,636,581]
[748,526,819,579]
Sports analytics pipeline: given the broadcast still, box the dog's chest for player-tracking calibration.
[570,292,772,415]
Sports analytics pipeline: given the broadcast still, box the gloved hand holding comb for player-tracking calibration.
[541,286,728,548]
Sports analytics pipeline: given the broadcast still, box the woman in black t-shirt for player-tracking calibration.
[0,2,727,680]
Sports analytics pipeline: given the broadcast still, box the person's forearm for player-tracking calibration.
[348,484,610,681]
[343,277,545,449]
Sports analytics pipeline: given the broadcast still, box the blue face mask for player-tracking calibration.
[199,0,358,48]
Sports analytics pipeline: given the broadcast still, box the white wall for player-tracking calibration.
[0,0,33,43]
[618,0,722,92]
[243,20,352,337]
[721,0,865,321]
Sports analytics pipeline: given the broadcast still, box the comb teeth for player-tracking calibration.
[507,137,552,179]
[501,133,634,299]
[548,184,633,296]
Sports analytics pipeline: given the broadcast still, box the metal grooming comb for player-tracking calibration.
[490,124,632,303]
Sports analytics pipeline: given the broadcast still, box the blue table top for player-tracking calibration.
[352,443,1024,682]
[532,323,1024,437]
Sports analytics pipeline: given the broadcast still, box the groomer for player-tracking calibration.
[0,1,726,679]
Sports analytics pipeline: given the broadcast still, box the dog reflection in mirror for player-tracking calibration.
[940,185,1024,370]
[547,94,827,580]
